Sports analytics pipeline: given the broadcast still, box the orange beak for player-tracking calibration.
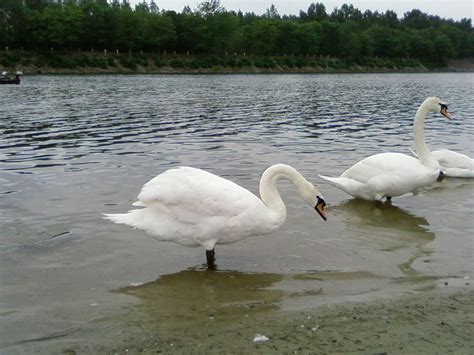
[440,106,451,120]
[315,200,327,221]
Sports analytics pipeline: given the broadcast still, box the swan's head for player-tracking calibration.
[424,97,451,120]
[301,183,327,221]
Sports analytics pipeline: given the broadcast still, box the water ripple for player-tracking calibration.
[1,74,472,171]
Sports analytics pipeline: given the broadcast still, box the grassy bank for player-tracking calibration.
[2,50,472,75]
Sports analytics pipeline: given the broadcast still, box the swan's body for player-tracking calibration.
[104,164,326,268]
[319,97,450,202]
[411,148,474,178]
[320,152,439,201]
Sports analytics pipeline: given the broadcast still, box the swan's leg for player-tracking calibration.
[374,200,383,207]
[437,171,445,182]
[206,249,216,269]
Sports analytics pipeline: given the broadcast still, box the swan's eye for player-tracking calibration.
[439,103,448,111]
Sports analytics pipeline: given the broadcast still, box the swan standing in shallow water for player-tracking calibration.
[319,97,451,202]
[104,164,327,268]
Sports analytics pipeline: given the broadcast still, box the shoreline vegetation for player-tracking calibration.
[1,51,474,75]
[2,1,473,75]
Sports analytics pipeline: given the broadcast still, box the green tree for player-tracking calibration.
[245,19,278,55]
[0,0,471,64]
[332,4,362,22]
[174,13,207,52]
[142,13,176,51]
[338,21,361,59]
[366,25,400,57]
[197,0,224,17]
[298,22,321,54]
[402,9,430,29]
[0,0,25,47]
[432,30,456,62]
[135,0,149,13]
[115,5,141,50]
[303,2,327,21]
[319,20,340,56]
[205,12,241,53]
[405,28,433,59]
[276,20,300,54]
[265,4,279,19]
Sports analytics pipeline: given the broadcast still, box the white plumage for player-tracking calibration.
[104,164,327,267]
[427,149,473,178]
[319,97,451,202]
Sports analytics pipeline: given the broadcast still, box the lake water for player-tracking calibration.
[1,73,473,351]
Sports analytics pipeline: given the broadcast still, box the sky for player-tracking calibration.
[143,0,473,21]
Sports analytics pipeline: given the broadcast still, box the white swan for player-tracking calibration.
[104,164,327,268]
[410,148,474,178]
[319,97,451,202]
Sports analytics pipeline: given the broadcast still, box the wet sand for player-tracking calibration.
[107,289,473,355]
[10,270,472,354]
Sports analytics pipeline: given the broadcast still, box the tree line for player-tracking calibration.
[1,0,473,63]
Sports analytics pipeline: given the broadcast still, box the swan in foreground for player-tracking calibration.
[104,164,327,268]
[410,148,474,178]
[319,97,451,202]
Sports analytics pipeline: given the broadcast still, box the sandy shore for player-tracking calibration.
[68,288,473,354]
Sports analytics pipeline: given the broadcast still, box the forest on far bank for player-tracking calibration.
[1,0,473,66]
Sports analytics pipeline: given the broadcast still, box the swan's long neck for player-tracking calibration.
[259,164,311,227]
[413,102,439,170]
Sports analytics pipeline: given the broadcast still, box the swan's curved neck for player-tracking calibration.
[259,164,310,227]
[413,103,438,169]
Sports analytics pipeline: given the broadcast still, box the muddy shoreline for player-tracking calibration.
[96,288,474,354]
[15,282,471,354]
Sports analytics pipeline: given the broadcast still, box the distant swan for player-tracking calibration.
[319,97,451,202]
[104,164,327,268]
[410,148,474,178]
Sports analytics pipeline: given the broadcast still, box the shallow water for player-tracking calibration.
[1,73,473,351]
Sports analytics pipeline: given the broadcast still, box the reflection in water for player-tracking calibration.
[115,268,284,331]
[111,267,388,339]
[334,199,434,237]
[333,199,435,275]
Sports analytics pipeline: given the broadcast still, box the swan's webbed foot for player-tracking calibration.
[437,171,446,182]
[374,200,383,207]
[206,249,216,270]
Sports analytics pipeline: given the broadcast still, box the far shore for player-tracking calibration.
[2,51,473,76]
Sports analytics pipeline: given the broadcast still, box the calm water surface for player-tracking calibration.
[1,74,473,351]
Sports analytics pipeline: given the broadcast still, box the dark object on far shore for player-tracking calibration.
[0,71,22,85]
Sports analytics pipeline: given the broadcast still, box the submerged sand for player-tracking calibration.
[28,273,469,355]
[66,290,473,354]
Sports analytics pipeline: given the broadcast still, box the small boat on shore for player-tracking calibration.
[0,71,22,85]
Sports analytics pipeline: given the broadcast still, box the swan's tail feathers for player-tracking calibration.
[318,175,365,195]
[318,175,349,188]
[103,210,143,228]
